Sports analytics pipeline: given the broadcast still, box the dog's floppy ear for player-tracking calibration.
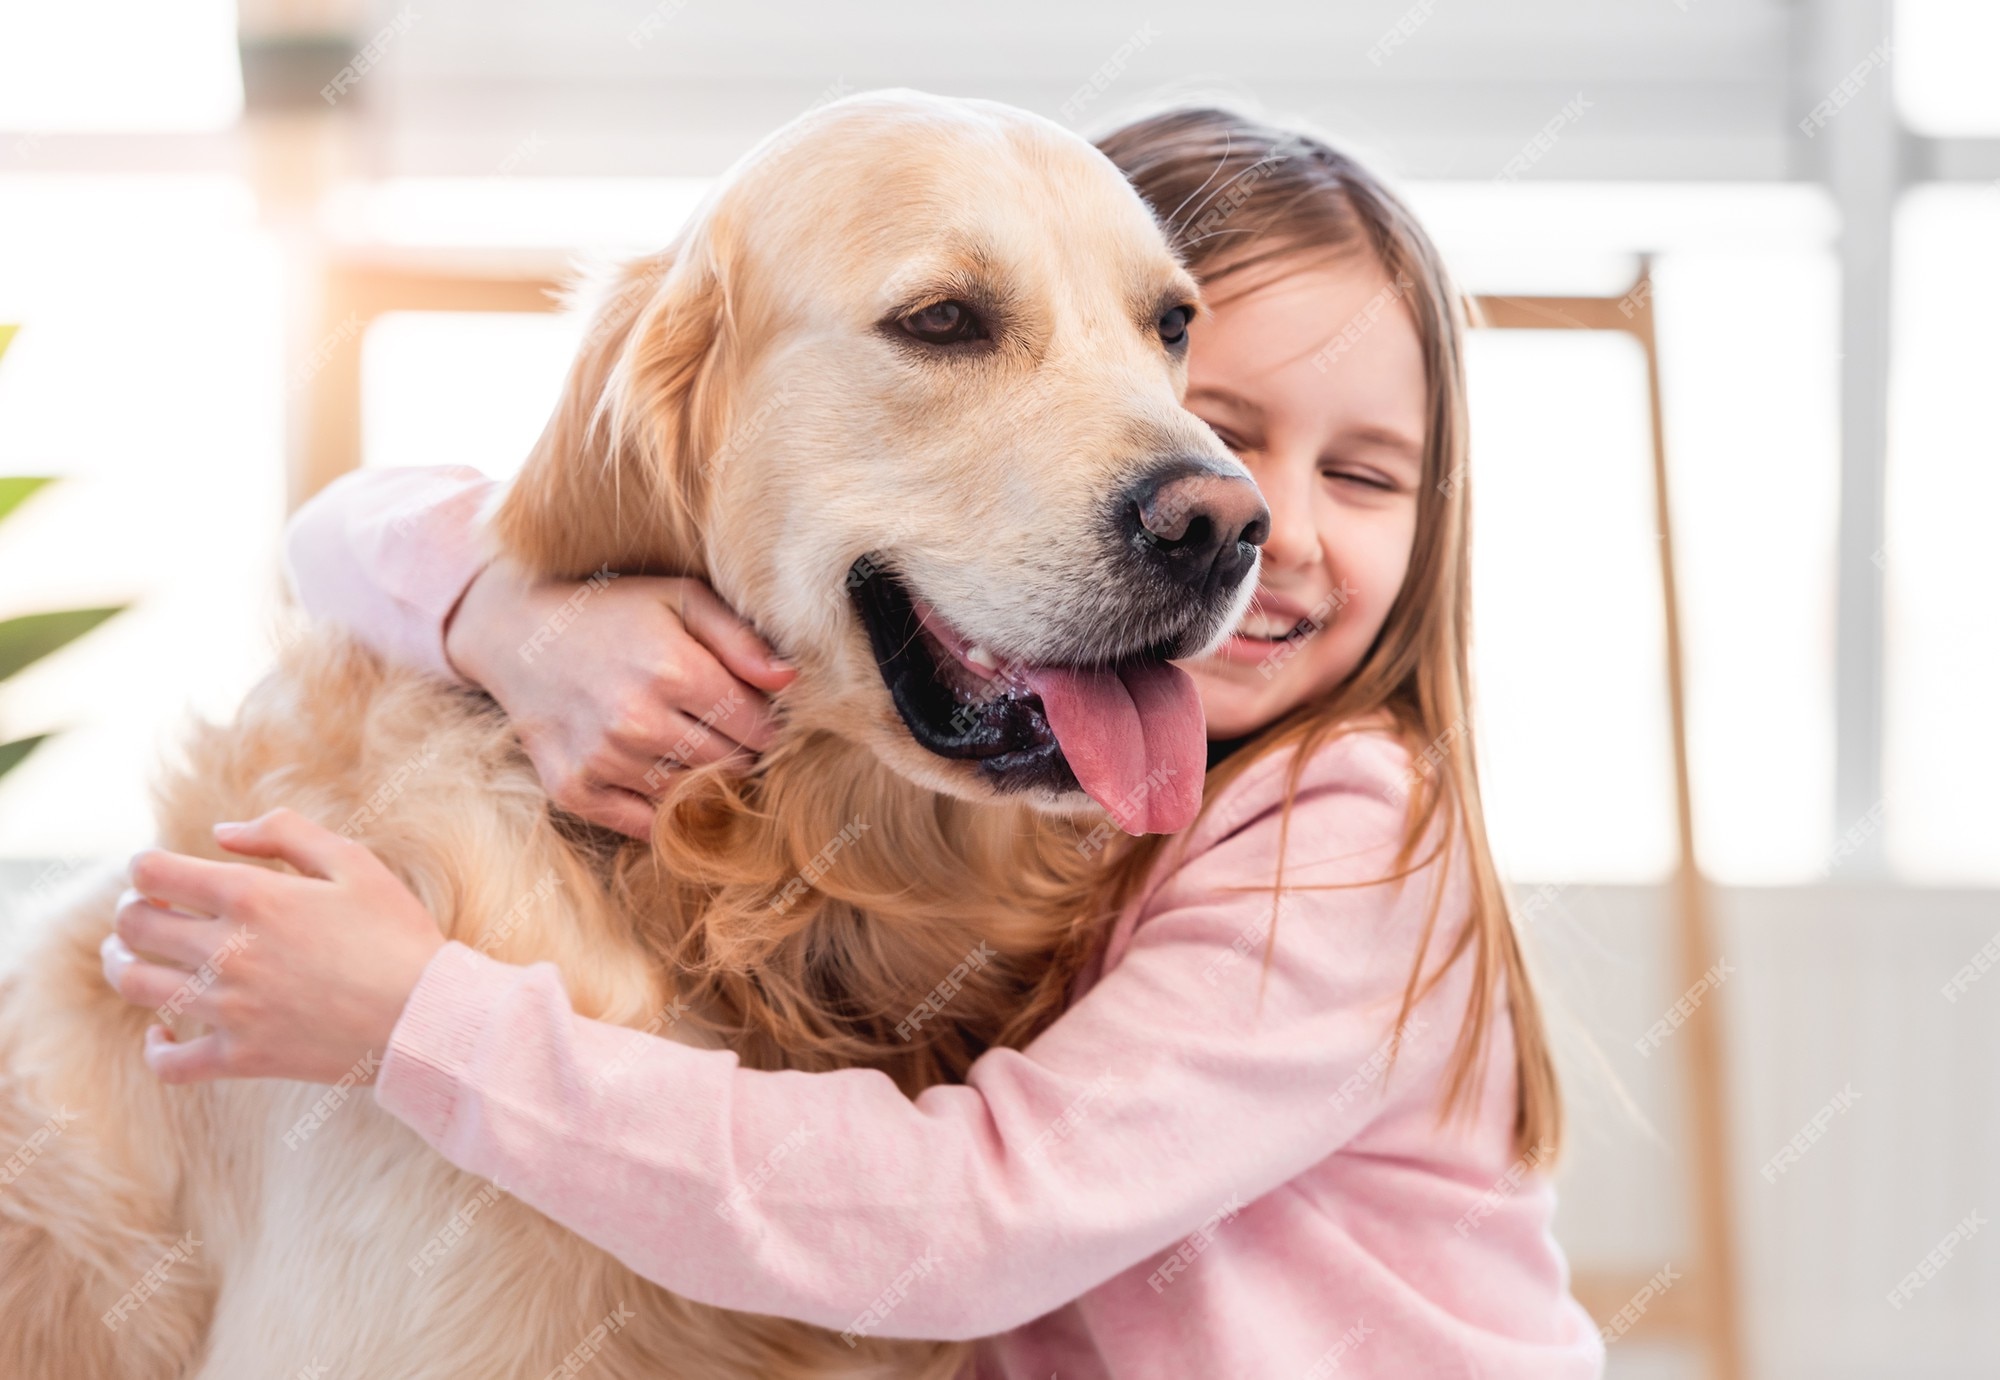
[491,233,728,581]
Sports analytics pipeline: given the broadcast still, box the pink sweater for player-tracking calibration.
[287,467,1604,1379]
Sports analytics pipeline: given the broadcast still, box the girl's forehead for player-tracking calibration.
[1191,262,1427,436]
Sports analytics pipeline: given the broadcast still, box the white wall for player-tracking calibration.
[1543,883,2000,1378]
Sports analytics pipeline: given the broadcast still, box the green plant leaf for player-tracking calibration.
[0,324,16,368]
[0,733,47,782]
[0,476,53,525]
[0,607,124,684]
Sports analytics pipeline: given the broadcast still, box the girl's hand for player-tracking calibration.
[444,558,796,839]
[99,809,446,1085]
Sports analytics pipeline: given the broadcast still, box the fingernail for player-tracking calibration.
[214,821,243,835]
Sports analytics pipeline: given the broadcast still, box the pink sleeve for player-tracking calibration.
[283,465,501,685]
[371,740,1463,1342]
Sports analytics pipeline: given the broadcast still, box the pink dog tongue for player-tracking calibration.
[1017,661,1205,834]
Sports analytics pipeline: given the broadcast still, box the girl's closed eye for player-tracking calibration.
[1206,423,1258,456]
[1322,463,1401,493]
[1320,425,1424,498]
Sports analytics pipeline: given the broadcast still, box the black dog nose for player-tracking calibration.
[1124,462,1270,596]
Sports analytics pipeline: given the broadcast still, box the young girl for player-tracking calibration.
[103,106,1604,1376]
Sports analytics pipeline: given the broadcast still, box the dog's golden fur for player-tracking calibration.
[0,91,1249,1378]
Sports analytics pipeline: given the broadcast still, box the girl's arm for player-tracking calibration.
[285,465,499,685]
[282,465,794,836]
[371,741,1459,1342]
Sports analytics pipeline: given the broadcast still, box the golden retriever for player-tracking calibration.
[0,90,1266,1379]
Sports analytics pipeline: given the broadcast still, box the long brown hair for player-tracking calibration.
[1090,106,1562,1158]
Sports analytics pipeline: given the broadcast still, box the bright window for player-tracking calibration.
[1420,184,1840,884]
[363,311,584,481]
[1885,185,2000,885]
[1894,0,2000,136]
[1465,328,1679,884]
[0,0,240,132]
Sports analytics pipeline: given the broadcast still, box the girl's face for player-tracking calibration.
[1179,255,1428,741]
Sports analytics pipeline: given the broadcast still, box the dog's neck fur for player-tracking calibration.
[610,729,1105,1094]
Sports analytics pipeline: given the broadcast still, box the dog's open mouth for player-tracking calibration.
[848,559,1206,834]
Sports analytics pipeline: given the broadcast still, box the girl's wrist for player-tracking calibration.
[443,558,538,697]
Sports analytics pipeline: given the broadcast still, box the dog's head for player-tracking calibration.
[494,91,1266,834]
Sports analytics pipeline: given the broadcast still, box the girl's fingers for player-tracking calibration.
[212,807,360,880]
[666,654,785,755]
[646,710,758,771]
[573,779,658,841]
[601,706,756,789]
[100,934,209,1015]
[142,1025,232,1085]
[98,932,131,994]
[671,581,797,694]
[126,848,253,920]
[703,684,785,755]
[113,887,231,967]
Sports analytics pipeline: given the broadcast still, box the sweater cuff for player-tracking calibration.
[394,479,502,687]
[375,939,512,1146]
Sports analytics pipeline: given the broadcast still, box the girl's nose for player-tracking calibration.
[1247,456,1320,575]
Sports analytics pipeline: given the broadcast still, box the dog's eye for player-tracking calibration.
[901,300,986,345]
[1158,304,1194,349]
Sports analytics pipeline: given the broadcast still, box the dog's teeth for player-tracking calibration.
[965,645,998,671]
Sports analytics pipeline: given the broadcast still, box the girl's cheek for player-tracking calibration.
[1331,513,1416,628]
[1306,536,1408,690]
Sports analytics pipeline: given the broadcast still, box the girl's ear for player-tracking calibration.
[490,237,726,581]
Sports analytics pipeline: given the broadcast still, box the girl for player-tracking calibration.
[103,106,1604,1376]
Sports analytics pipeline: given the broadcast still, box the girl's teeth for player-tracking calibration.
[965,644,999,671]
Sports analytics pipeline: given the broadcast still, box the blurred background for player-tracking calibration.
[0,1,1994,1375]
